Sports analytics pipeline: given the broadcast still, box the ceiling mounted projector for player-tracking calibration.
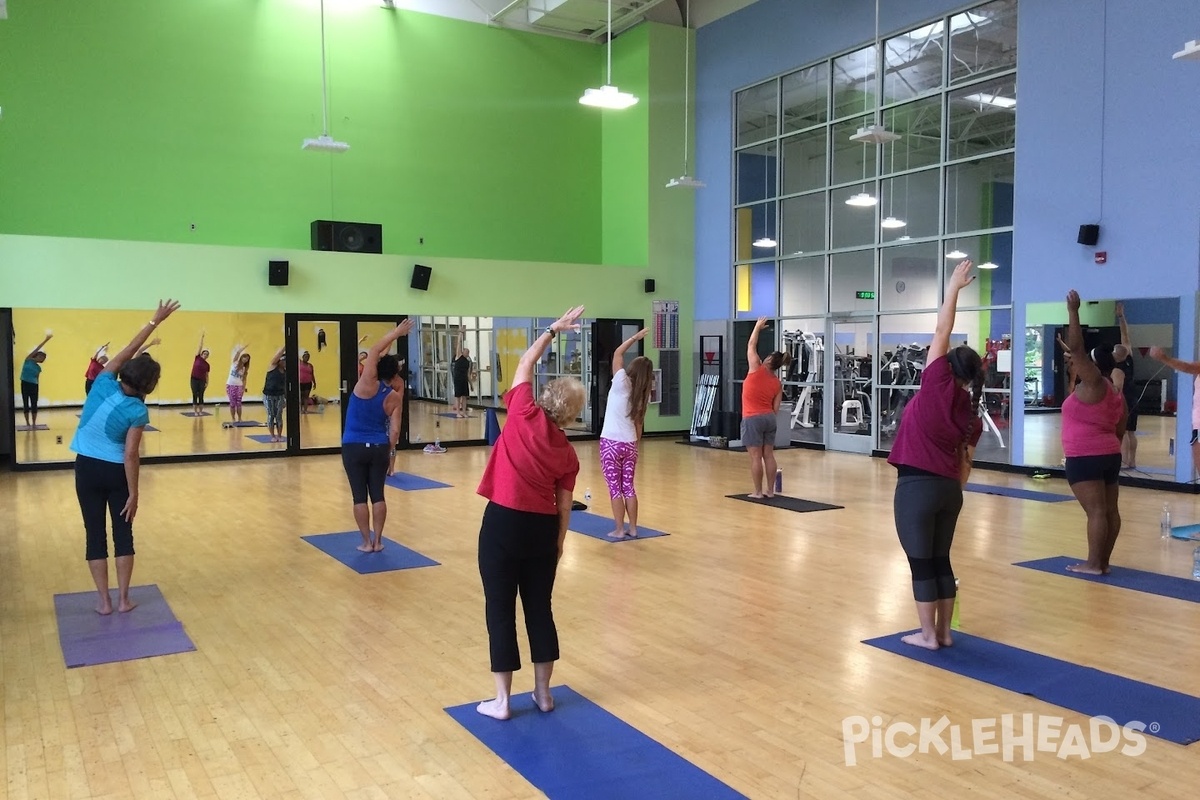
[666,175,706,189]
[1173,39,1200,60]
[302,135,350,153]
[849,124,901,144]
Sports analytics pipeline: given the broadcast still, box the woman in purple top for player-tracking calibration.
[886,260,985,651]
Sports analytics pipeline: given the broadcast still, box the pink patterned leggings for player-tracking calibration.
[600,438,638,498]
[226,384,245,412]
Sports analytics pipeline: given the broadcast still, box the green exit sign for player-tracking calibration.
[856,290,875,300]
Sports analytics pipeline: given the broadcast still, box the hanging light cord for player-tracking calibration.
[319,0,331,137]
[606,0,613,85]
[683,0,691,173]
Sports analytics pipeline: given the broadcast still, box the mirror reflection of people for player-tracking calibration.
[356,334,369,377]
[452,326,473,418]
[298,351,316,414]
[1062,290,1127,577]
[741,317,791,498]
[262,346,287,443]
[85,343,109,395]
[191,333,211,415]
[474,306,586,721]
[887,261,984,651]
[1148,345,1200,480]
[226,345,250,423]
[600,328,653,538]
[20,332,52,428]
[1111,303,1138,470]
[1056,333,1078,399]
[71,300,180,615]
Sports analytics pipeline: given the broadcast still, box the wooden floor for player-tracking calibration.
[3,441,1200,799]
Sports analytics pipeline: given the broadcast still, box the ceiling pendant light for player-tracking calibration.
[753,237,777,248]
[580,0,639,110]
[978,261,999,270]
[845,191,877,208]
[880,216,907,229]
[849,0,900,145]
[1173,39,1200,60]
[946,248,968,259]
[880,141,905,228]
[303,0,350,152]
[667,0,704,188]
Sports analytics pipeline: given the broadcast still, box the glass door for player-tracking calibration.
[827,317,875,453]
[590,319,642,435]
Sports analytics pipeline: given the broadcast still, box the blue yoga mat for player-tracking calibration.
[863,631,1200,745]
[223,420,265,428]
[437,412,470,418]
[54,584,196,668]
[16,424,49,431]
[445,686,745,799]
[1014,555,1200,603]
[385,472,451,491]
[301,532,439,574]
[568,510,668,541]
[180,411,212,417]
[1171,523,1200,541]
[964,482,1073,503]
[245,434,280,444]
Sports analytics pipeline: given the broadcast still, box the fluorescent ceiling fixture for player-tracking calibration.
[666,175,706,189]
[978,261,999,270]
[845,192,878,207]
[667,0,702,190]
[753,237,777,248]
[302,134,350,153]
[880,216,907,229]
[580,84,639,109]
[902,12,989,42]
[946,249,968,259]
[1174,39,1200,60]
[961,92,1016,109]
[849,124,901,144]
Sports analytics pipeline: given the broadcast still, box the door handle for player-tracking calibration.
[341,380,348,393]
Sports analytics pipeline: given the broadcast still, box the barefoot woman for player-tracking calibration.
[742,317,791,498]
[600,328,654,538]
[1062,290,1126,575]
[887,261,984,650]
[71,300,180,614]
[342,320,413,553]
[475,306,586,720]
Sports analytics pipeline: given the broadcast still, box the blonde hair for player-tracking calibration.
[538,378,586,427]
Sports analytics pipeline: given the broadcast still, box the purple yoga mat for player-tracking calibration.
[54,584,196,668]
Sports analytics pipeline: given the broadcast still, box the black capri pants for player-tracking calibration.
[894,473,963,603]
[20,380,38,414]
[342,442,389,504]
[478,501,560,673]
[75,454,135,561]
[190,377,206,405]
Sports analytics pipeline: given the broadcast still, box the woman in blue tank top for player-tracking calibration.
[342,319,415,553]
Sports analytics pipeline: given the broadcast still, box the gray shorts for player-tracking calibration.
[740,412,777,447]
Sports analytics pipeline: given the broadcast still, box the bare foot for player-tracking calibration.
[532,690,555,713]
[937,633,954,647]
[627,526,639,538]
[356,543,373,553]
[476,698,511,720]
[606,529,628,539]
[763,492,775,499]
[748,492,764,499]
[901,632,940,650]
[372,541,385,552]
[118,598,138,613]
[1066,563,1104,575]
[95,600,114,616]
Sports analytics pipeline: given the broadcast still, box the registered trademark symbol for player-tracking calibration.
[1149,722,1160,733]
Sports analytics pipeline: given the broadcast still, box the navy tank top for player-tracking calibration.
[342,385,391,445]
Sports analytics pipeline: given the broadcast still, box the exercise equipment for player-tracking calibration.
[785,331,824,429]
[689,373,720,439]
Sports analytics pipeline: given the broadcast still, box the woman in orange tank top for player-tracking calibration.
[741,317,792,498]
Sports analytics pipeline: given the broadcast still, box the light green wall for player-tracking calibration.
[0,1,604,264]
[601,25,651,267]
[1025,300,1115,327]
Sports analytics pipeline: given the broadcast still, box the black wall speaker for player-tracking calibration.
[311,220,383,254]
[268,260,289,286]
[411,264,432,291]
[1077,224,1100,246]
[644,279,656,294]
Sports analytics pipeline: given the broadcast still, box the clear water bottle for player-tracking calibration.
[1193,546,1200,581]
[1160,504,1172,540]
[584,487,592,502]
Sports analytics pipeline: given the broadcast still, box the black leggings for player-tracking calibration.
[190,377,206,405]
[75,455,134,561]
[894,474,962,602]
[342,442,389,504]
[478,501,560,673]
[21,381,38,416]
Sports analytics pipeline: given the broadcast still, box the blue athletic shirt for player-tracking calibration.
[342,384,392,445]
[70,372,150,463]
[20,359,41,383]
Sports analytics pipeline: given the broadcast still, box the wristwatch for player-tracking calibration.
[544,327,556,339]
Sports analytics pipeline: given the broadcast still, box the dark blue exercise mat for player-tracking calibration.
[1171,523,1200,541]
[180,411,212,417]
[16,424,49,431]
[385,472,451,491]
[245,434,280,444]
[445,686,746,799]
[568,510,669,541]
[725,494,843,512]
[221,420,266,428]
[301,532,439,574]
[1014,555,1200,603]
[963,482,1073,503]
[863,631,1200,745]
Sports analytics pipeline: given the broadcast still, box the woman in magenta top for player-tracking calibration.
[1061,290,1127,575]
[474,306,585,722]
[84,343,109,395]
[887,261,984,651]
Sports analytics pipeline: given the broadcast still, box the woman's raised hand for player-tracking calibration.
[395,319,416,337]
[753,316,769,331]
[948,260,975,290]
[632,328,649,341]
[1066,290,1081,312]
[551,306,586,334]
[1148,346,1166,361]
[153,299,181,324]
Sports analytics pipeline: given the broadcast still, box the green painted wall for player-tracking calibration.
[0,1,605,264]
[601,26,651,267]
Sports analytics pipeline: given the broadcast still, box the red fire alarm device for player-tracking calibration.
[1094,251,1107,265]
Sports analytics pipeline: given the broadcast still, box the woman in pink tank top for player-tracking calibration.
[1060,290,1128,576]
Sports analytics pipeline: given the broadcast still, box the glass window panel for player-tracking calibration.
[877,312,937,447]
[832,45,877,120]
[780,256,826,317]
[831,185,877,249]
[831,115,876,185]
[782,63,829,132]
[780,317,827,444]
[880,241,940,311]
[780,193,826,257]
[882,96,942,173]
[943,231,1013,306]
[883,25,945,103]
[736,80,778,146]
[735,142,778,205]
[880,167,939,243]
[734,201,778,261]
[734,262,778,319]
[946,152,1014,234]
[949,0,1018,84]
[948,75,1016,160]
[782,128,827,194]
[829,249,875,313]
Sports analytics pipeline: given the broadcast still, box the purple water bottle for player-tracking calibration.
[774,468,783,494]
